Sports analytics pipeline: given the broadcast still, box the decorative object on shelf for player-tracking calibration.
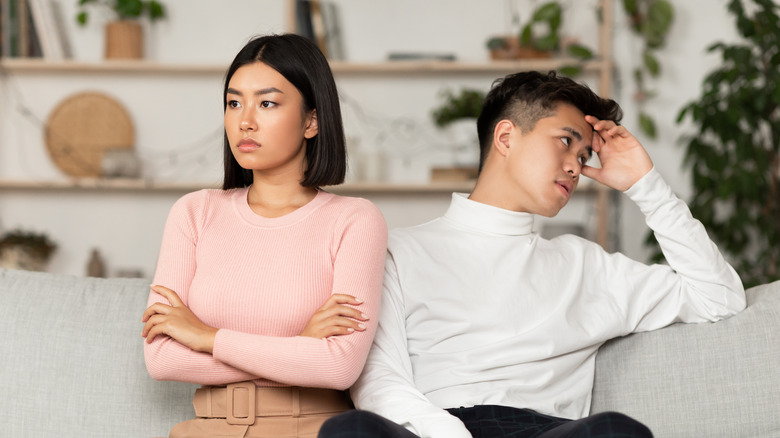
[430,166,478,182]
[86,248,106,277]
[101,147,141,178]
[0,228,57,271]
[75,0,166,59]
[619,0,674,138]
[45,91,135,178]
[431,87,484,169]
[659,0,778,288]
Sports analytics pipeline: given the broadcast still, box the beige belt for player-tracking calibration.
[193,382,352,425]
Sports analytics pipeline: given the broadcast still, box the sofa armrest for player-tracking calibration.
[0,268,196,438]
[592,280,780,438]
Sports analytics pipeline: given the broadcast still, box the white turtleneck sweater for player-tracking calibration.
[351,168,745,438]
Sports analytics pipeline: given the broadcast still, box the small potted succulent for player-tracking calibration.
[0,229,57,271]
[76,0,167,59]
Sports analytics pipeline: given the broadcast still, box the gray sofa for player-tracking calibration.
[2,267,779,437]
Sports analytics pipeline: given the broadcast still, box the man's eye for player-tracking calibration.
[561,137,571,147]
[579,155,589,165]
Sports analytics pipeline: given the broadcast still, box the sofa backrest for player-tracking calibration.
[1,268,196,438]
[592,281,780,438]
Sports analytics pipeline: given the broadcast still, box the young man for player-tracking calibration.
[319,71,745,438]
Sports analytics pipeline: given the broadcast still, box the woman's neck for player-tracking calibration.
[246,176,318,218]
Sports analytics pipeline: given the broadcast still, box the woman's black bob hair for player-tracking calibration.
[222,34,346,190]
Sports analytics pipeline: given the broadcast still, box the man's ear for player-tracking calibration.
[304,109,318,139]
[492,119,516,158]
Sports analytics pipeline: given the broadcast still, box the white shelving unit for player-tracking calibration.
[0,0,615,247]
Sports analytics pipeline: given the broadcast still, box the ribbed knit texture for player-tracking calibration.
[144,188,387,390]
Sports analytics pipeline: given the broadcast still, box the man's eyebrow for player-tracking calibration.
[562,126,583,141]
[226,87,283,96]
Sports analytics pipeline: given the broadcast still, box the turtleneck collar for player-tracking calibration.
[443,193,535,236]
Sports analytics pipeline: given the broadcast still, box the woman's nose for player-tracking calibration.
[239,109,256,131]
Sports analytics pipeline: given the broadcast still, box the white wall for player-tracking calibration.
[0,0,742,277]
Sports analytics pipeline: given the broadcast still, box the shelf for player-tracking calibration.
[0,57,608,75]
[0,178,476,194]
[0,178,606,195]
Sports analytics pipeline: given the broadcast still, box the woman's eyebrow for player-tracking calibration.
[226,87,284,96]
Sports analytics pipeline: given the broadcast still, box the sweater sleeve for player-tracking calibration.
[604,167,746,333]
[211,200,388,390]
[350,251,472,438]
[144,191,257,384]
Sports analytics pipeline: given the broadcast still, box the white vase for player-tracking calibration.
[444,118,480,166]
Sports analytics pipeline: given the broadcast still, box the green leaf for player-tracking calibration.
[639,112,657,138]
[520,25,533,47]
[76,11,88,25]
[486,37,508,50]
[567,43,593,60]
[559,65,582,77]
[148,1,165,20]
[533,2,562,23]
[643,50,661,76]
[622,0,638,15]
[535,34,559,51]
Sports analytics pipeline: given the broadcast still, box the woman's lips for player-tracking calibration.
[237,139,260,152]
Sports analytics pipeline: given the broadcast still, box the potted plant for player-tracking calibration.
[485,1,594,74]
[431,88,486,172]
[76,0,166,59]
[0,229,57,271]
[652,0,779,288]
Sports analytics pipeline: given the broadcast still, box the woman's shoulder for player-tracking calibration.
[323,192,382,215]
[168,188,244,220]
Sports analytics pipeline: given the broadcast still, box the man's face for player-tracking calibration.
[505,102,594,217]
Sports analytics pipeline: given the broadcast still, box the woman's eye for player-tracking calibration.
[227,100,240,109]
[260,101,276,108]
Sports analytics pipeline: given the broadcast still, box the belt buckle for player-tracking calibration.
[226,382,256,425]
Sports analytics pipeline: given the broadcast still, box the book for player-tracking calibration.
[27,0,64,59]
[320,1,343,60]
[296,0,344,60]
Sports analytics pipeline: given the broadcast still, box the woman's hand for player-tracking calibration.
[300,294,369,339]
[581,115,654,192]
[142,285,218,354]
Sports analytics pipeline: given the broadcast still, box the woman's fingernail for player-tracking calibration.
[347,328,355,332]
[355,298,364,303]
[361,313,369,319]
[358,323,366,330]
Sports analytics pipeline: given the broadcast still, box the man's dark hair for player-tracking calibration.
[222,33,346,189]
[476,70,623,171]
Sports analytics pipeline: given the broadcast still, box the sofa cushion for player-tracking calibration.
[1,268,196,438]
[592,280,780,438]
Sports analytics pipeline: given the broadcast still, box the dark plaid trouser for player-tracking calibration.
[318,405,653,438]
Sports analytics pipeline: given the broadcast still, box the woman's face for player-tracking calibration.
[224,62,317,179]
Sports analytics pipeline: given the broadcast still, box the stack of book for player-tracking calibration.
[1,0,71,60]
[295,0,343,60]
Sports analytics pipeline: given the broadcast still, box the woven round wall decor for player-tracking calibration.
[45,92,135,178]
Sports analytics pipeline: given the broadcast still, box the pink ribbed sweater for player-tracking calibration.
[143,188,388,390]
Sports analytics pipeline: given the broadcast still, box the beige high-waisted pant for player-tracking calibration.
[169,382,352,438]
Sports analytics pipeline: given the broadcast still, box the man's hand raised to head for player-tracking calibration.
[581,115,654,192]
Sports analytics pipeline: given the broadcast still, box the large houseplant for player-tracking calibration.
[76,0,166,59]
[673,0,779,287]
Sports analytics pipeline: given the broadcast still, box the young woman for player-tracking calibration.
[141,34,388,438]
